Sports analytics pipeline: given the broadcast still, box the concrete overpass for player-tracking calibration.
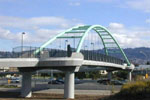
[0,52,134,98]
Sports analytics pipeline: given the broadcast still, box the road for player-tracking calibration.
[0,78,122,91]
[0,78,122,100]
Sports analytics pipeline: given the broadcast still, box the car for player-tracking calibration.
[75,78,81,84]
[48,78,64,84]
[97,79,110,85]
[55,78,64,84]
[10,77,20,83]
[110,80,123,85]
[97,79,126,85]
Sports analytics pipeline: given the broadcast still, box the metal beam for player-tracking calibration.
[57,36,82,38]
[65,31,85,33]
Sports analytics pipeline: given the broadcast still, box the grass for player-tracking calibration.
[0,84,18,88]
[0,92,106,100]
[103,81,150,100]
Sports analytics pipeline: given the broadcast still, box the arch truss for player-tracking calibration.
[34,25,131,66]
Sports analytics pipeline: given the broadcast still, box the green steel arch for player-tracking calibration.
[34,25,131,66]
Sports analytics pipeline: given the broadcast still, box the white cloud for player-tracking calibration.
[109,23,124,29]
[84,0,150,13]
[127,0,150,13]
[87,0,116,3]
[0,27,19,40]
[69,2,80,6]
[146,19,150,23]
[0,27,64,45]
[0,16,81,29]
[34,29,63,42]
[0,16,83,47]
[108,22,150,48]
[0,16,149,49]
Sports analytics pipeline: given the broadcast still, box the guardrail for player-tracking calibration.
[80,50,124,65]
[0,46,124,65]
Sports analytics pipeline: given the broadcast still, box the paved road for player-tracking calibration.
[33,80,121,91]
[0,78,8,84]
[0,78,122,91]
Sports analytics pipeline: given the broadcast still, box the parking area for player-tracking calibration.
[0,77,123,99]
[0,77,122,91]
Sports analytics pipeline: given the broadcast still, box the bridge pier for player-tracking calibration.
[21,72,32,98]
[64,71,75,99]
[107,71,112,80]
[128,71,132,81]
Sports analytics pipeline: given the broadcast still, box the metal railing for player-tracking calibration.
[12,46,68,58]
[80,50,124,65]
[0,46,124,65]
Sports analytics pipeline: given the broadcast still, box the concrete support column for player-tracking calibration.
[64,71,74,99]
[128,71,132,81]
[21,72,32,98]
[108,71,112,80]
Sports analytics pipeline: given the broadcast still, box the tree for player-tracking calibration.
[146,61,150,65]
[114,70,128,80]
[75,72,86,79]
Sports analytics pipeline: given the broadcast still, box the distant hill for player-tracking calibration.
[0,47,150,64]
[123,47,150,64]
[124,47,150,60]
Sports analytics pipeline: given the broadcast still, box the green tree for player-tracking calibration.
[89,71,101,80]
[75,72,86,79]
[114,70,128,80]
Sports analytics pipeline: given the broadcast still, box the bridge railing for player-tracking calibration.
[80,50,124,65]
[0,46,124,65]
[12,46,68,58]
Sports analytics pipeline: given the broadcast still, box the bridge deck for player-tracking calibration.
[0,57,126,70]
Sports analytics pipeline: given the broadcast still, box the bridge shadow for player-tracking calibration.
[0,91,65,100]
[0,88,65,99]
[0,91,20,98]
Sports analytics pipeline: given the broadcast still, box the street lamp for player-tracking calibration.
[65,40,68,50]
[91,42,94,51]
[91,42,94,60]
[21,32,25,57]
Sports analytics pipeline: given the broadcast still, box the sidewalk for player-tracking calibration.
[34,89,112,95]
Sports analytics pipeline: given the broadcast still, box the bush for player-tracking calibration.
[134,75,145,81]
[104,81,150,100]
[122,81,148,92]
[118,81,150,99]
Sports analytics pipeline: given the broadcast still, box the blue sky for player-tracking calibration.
[0,0,150,51]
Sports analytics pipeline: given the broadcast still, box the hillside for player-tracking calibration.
[123,47,150,64]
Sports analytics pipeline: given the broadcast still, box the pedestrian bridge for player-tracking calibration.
[0,25,134,99]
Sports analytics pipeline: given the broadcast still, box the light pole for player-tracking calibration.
[91,42,94,51]
[91,43,94,60]
[21,32,25,57]
[65,40,68,51]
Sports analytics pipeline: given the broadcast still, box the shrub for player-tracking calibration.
[103,81,150,100]
[117,81,150,99]
[134,75,145,81]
